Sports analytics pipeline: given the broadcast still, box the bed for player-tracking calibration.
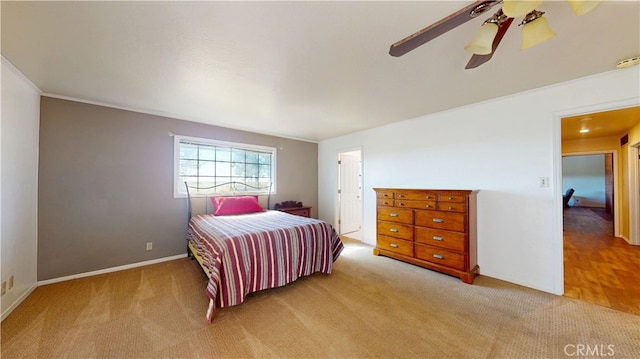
[184,183,344,322]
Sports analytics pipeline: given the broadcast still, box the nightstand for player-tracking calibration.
[278,206,312,218]
[274,201,312,218]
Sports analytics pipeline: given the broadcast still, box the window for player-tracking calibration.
[174,135,276,197]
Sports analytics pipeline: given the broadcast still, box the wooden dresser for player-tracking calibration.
[373,188,479,284]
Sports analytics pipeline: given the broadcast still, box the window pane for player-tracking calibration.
[180,143,199,160]
[259,164,271,178]
[216,147,231,162]
[199,178,216,190]
[231,162,245,177]
[246,163,259,178]
[259,153,271,165]
[257,180,271,191]
[245,151,258,164]
[180,159,199,176]
[231,149,245,162]
[199,161,216,177]
[199,145,216,161]
[216,161,231,177]
[231,177,246,185]
[216,178,232,189]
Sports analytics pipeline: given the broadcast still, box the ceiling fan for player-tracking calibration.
[389,0,601,69]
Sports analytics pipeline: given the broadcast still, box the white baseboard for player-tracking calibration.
[1,283,38,322]
[38,254,187,286]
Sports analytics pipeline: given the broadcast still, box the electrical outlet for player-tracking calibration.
[1,281,6,296]
[146,242,153,251]
[8,275,14,290]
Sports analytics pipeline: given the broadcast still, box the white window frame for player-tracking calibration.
[173,135,277,198]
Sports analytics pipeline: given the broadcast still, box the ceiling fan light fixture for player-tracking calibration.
[502,0,543,18]
[567,0,602,16]
[520,10,556,50]
[464,22,499,55]
[464,9,507,55]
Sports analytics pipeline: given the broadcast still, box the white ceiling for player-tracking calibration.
[2,1,639,142]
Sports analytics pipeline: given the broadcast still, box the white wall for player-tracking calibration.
[318,67,640,295]
[1,57,41,320]
[562,154,606,207]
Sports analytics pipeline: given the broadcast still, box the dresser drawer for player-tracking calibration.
[438,202,466,213]
[395,199,437,210]
[415,211,466,232]
[415,227,465,252]
[395,191,438,201]
[280,207,310,217]
[415,244,465,271]
[439,194,466,203]
[377,207,413,224]
[376,190,395,200]
[377,235,414,257]
[377,221,414,240]
[377,198,395,207]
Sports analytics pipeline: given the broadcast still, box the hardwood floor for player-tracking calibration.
[563,207,640,315]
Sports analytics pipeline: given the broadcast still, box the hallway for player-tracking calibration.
[563,207,640,315]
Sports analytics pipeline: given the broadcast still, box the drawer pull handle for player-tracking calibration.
[398,202,404,206]
[448,196,453,200]
[398,194,404,198]
[433,236,443,241]
[390,243,399,248]
[389,213,398,217]
[432,218,444,223]
[426,195,431,199]
[448,206,453,210]
[425,204,431,208]
[390,228,399,233]
[433,254,444,260]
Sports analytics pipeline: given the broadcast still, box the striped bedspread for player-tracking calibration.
[187,210,344,314]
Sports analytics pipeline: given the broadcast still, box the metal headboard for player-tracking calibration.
[184,181,273,220]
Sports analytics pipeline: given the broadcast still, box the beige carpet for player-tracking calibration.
[2,238,639,358]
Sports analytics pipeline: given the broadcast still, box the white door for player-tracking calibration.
[339,150,362,236]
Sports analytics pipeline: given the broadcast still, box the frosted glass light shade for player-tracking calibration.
[521,16,556,50]
[502,0,543,18]
[567,0,602,16]
[464,22,499,55]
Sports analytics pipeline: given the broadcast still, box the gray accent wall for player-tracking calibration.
[38,97,318,281]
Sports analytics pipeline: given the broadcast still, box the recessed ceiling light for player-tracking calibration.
[579,128,590,133]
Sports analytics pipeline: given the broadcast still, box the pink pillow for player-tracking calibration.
[212,196,263,216]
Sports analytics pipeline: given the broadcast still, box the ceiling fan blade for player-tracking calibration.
[465,17,514,69]
[389,0,501,57]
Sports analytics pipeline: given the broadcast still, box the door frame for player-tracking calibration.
[552,98,640,294]
[336,147,363,238]
[629,142,640,246]
[561,151,619,237]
